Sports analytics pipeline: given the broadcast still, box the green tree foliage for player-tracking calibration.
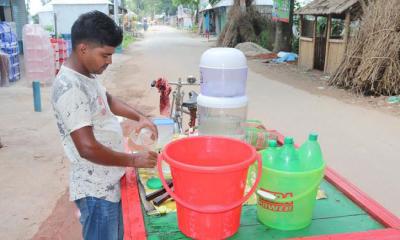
[32,14,39,24]
[171,0,199,23]
[160,0,178,15]
[172,0,199,8]
[259,30,269,49]
[126,0,177,17]
[291,0,302,53]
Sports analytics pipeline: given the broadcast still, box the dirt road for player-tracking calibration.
[1,25,399,239]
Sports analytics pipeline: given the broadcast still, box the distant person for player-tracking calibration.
[51,11,158,240]
[143,18,148,31]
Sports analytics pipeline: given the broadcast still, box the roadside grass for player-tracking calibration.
[122,34,135,49]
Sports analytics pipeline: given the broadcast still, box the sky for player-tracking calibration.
[27,0,314,16]
[28,0,45,15]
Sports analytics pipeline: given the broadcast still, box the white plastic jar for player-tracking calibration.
[200,48,248,97]
[197,94,248,140]
[152,118,174,149]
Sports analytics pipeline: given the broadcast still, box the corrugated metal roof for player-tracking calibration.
[213,0,233,8]
[52,0,112,5]
[0,0,10,7]
[199,3,212,12]
[297,0,358,15]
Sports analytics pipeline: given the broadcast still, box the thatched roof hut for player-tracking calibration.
[297,0,359,15]
[296,0,361,73]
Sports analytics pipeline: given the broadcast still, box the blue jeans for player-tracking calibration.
[75,197,123,240]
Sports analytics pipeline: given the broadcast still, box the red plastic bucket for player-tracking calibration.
[158,136,262,239]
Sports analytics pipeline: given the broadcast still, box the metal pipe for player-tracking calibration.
[32,81,42,112]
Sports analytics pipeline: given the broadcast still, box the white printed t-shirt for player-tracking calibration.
[51,65,125,202]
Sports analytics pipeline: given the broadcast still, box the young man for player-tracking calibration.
[51,11,158,240]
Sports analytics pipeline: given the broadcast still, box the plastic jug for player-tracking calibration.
[197,94,248,140]
[131,128,162,189]
[152,118,174,149]
[273,137,301,172]
[298,133,324,170]
[199,48,248,97]
[260,139,279,168]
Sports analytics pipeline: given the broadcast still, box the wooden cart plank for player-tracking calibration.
[122,130,400,239]
[121,168,146,240]
[291,228,400,240]
[271,129,400,229]
[325,167,400,228]
[144,180,383,239]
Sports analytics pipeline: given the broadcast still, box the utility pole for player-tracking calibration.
[114,0,119,25]
[273,0,295,52]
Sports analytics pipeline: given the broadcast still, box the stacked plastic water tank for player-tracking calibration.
[197,48,248,140]
[0,22,20,83]
[23,24,56,85]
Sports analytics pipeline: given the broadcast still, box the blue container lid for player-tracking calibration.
[152,118,174,126]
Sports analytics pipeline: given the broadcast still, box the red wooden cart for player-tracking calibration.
[121,129,400,240]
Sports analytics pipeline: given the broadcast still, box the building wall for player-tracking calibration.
[53,4,109,35]
[299,37,314,70]
[183,17,192,28]
[215,7,227,35]
[203,12,209,32]
[12,0,28,41]
[4,7,12,21]
[38,12,54,29]
[221,11,226,31]
[214,9,221,34]
[0,0,12,21]
[325,40,346,74]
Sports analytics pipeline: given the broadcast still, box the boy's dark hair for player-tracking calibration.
[71,11,123,49]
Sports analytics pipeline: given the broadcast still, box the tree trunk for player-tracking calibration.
[240,0,246,13]
[195,5,199,24]
[273,21,284,52]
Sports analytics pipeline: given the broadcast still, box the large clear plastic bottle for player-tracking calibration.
[131,128,154,147]
[298,133,324,171]
[274,136,301,172]
[131,128,165,189]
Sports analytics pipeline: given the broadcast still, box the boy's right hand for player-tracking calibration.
[132,150,158,168]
